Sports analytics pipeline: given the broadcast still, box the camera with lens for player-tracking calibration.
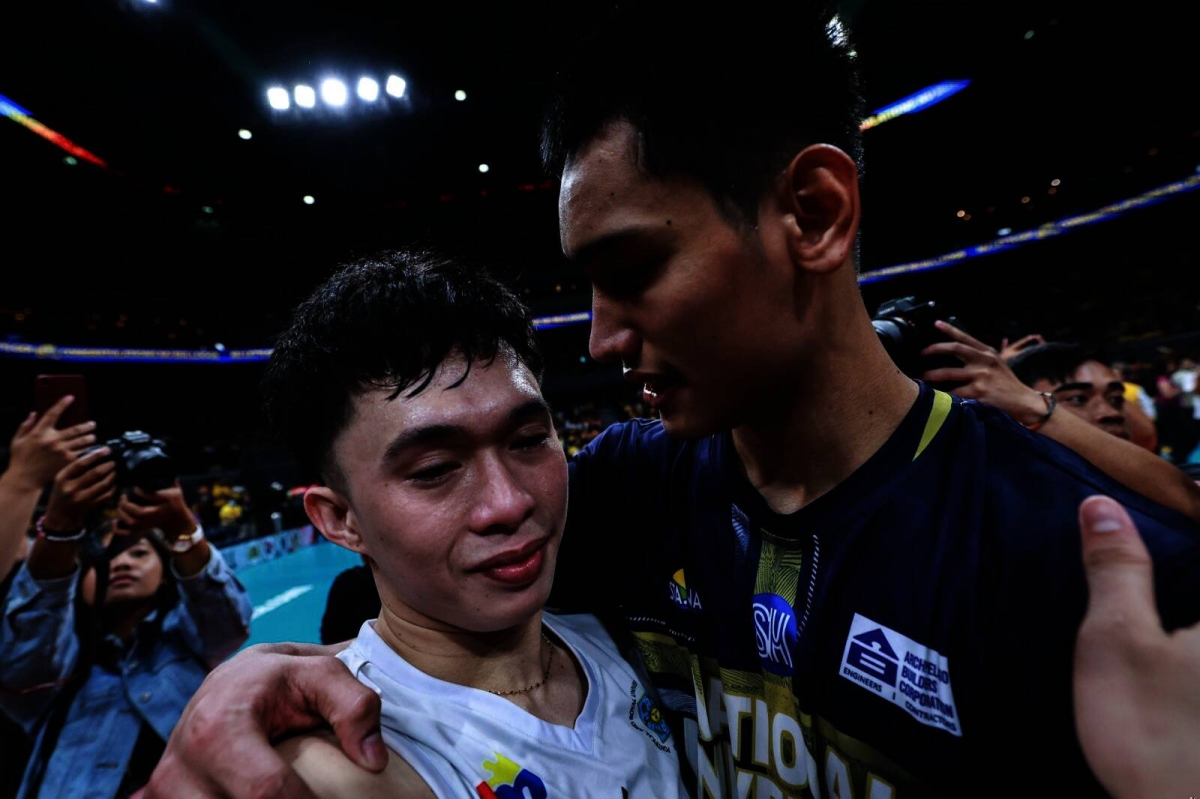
[103,431,176,493]
[872,296,962,380]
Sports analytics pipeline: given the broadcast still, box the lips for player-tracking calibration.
[109,575,136,588]
[472,537,549,571]
[471,537,550,587]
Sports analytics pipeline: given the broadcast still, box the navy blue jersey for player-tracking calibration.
[552,383,1200,798]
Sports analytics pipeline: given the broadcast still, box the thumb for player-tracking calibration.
[1078,496,1161,634]
[290,656,387,772]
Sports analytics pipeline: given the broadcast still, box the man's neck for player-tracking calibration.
[373,601,585,726]
[732,309,918,515]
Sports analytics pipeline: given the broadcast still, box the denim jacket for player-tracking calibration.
[0,546,252,798]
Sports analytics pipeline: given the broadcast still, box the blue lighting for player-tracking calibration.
[0,93,33,118]
[532,311,592,330]
[861,80,970,130]
[858,173,1200,284]
[0,343,273,363]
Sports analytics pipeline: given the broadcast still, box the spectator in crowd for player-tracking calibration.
[0,398,98,799]
[1005,342,1157,453]
[997,332,1045,362]
[1111,360,1159,452]
[925,325,1200,522]
[217,497,243,526]
[1172,357,1198,414]
[191,484,220,529]
[0,446,252,799]
[0,398,97,585]
[1155,354,1200,461]
[1172,357,1200,461]
[319,554,379,646]
[1007,342,1132,439]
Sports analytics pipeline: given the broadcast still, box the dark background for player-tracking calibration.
[2,0,1198,481]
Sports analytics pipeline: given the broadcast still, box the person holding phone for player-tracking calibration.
[0,448,252,799]
[0,395,98,586]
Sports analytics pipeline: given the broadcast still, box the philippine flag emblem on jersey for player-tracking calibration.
[476,752,548,799]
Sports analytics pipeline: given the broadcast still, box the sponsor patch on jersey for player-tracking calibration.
[667,568,703,611]
[628,680,673,752]
[839,613,962,737]
[752,592,798,676]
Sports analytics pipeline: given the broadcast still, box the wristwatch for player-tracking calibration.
[169,524,206,554]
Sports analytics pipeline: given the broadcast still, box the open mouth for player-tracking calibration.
[642,378,681,410]
[624,368,682,411]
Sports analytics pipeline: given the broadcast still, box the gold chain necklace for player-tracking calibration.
[488,631,555,697]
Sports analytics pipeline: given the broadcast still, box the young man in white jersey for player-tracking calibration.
[259,252,686,797]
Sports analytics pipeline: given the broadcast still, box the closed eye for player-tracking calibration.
[409,462,458,484]
[513,432,551,450]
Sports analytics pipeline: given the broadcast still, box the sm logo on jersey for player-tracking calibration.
[476,752,547,799]
[752,593,798,676]
[667,569,703,611]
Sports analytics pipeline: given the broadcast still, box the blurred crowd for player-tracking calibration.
[1113,354,1200,463]
[189,479,310,547]
[555,399,653,458]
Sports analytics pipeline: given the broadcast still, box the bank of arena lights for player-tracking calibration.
[266,72,409,114]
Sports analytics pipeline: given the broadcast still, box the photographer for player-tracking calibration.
[923,322,1200,522]
[0,448,252,799]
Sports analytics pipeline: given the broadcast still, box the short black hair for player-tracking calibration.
[262,250,543,489]
[540,1,864,221]
[1008,342,1090,388]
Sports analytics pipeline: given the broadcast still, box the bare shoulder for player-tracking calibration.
[276,729,435,799]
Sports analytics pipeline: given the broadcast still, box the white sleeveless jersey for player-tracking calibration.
[338,613,688,798]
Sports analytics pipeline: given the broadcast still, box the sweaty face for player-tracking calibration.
[1033,360,1129,440]
[558,122,807,438]
[104,538,164,606]
[331,350,568,634]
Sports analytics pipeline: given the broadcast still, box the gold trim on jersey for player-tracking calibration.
[913,390,953,461]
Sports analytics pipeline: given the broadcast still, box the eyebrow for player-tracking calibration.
[1054,382,1095,393]
[381,397,552,464]
[566,225,669,268]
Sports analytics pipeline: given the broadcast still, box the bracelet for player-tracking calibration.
[35,516,87,543]
[1024,391,1057,432]
[168,524,205,554]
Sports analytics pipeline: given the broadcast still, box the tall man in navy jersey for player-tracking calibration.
[145,4,1200,798]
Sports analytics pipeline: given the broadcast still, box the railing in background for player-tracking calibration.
[218,525,319,572]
